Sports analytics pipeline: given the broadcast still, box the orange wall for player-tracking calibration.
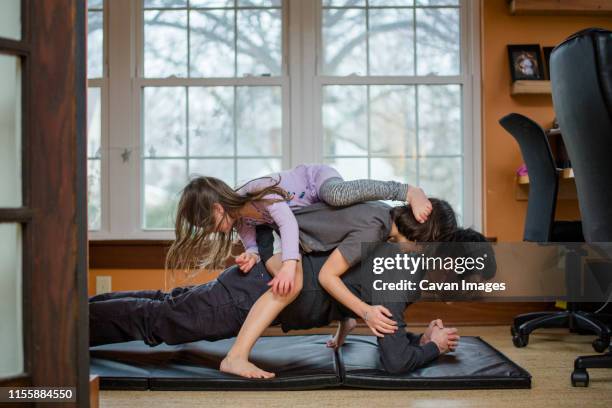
[88,268,220,296]
[90,2,612,292]
[481,0,612,241]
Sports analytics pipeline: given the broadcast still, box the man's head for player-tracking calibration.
[388,198,457,243]
[448,227,496,280]
[422,227,497,301]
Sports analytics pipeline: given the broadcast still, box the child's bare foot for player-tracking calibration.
[220,355,275,379]
[326,318,357,350]
[406,186,432,223]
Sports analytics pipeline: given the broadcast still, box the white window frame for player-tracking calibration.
[87,0,110,233]
[89,0,481,240]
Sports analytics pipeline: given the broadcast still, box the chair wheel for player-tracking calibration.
[592,338,609,353]
[571,369,589,387]
[512,333,529,348]
[510,326,517,337]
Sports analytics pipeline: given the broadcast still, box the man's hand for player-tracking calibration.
[235,252,259,273]
[363,305,398,337]
[420,319,444,345]
[268,261,297,296]
[430,326,460,354]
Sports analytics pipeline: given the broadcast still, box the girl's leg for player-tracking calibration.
[220,254,303,379]
[318,177,409,206]
[317,174,432,222]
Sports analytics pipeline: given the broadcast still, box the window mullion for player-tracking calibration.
[290,0,319,166]
[96,0,140,239]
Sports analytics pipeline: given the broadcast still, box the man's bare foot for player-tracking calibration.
[326,318,357,350]
[420,319,444,345]
[406,186,432,223]
[220,355,275,379]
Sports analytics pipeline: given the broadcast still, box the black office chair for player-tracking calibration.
[499,113,611,352]
[551,27,612,387]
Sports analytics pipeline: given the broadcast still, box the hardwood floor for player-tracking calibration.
[99,326,612,408]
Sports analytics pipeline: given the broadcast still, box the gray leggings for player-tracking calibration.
[318,177,409,206]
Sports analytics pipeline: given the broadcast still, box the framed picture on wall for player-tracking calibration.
[543,46,554,79]
[507,44,544,81]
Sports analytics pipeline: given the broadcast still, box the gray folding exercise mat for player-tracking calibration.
[90,335,531,391]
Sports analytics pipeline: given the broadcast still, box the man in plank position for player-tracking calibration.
[90,202,483,376]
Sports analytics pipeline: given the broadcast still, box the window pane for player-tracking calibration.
[323,86,367,156]
[87,88,102,158]
[87,11,104,79]
[419,157,462,218]
[370,85,416,157]
[416,0,459,5]
[237,158,281,185]
[0,0,21,40]
[416,7,460,75]
[0,55,22,207]
[144,159,186,228]
[237,9,282,76]
[143,87,187,157]
[189,87,234,156]
[238,0,282,7]
[418,84,461,156]
[322,8,366,75]
[324,158,368,180]
[371,157,416,185]
[144,0,187,8]
[0,224,23,377]
[190,159,235,186]
[236,86,282,156]
[88,0,104,8]
[369,9,414,75]
[190,10,235,77]
[88,159,101,230]
[144,10,188,78]
[323,0,365,6]
[191,0,233,7]
[369,1,414,6]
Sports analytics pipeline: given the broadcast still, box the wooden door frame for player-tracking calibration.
[0,1,89,407]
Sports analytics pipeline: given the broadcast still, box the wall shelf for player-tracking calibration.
[511,80,551,95]
[509,0,612,15]
[515,168,576,200]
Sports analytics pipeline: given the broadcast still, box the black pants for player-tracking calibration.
[89,281,250,347]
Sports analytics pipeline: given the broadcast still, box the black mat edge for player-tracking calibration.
[339,335,531,390]
[475,336,532,384]
[99,377,149,391]
[150,375,341,391]
[341,376,531,390]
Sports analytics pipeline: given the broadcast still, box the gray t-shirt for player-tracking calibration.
[294,201,393,266]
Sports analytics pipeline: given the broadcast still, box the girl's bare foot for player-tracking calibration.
[326,318,357,350]
[406,186,432,223]
[220,355,275,379]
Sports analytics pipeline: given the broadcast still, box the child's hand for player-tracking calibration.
[235,252,259,273]
[406,186,432,223]
[363,305,398,337]
[268,261,296,296]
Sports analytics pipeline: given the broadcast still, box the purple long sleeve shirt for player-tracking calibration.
[235,164,342,262]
